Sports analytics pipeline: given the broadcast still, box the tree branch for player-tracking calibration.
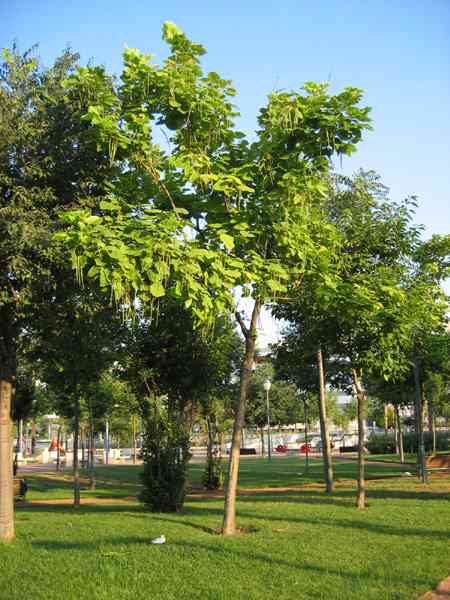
[235,311,249,339]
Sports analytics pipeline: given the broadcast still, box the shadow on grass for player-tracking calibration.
[24,497,445,543]
[29,537,430,590]
[17,503,145,514]
[235,486,450,505]
[231,508,449,542]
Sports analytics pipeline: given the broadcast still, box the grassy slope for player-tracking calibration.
[2,459,449,600]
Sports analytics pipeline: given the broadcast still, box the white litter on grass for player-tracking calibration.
[151,534,166,545]
[402,472,413,477]
[297,472,304,476]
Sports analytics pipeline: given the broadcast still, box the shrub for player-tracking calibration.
[367,434,396,454]
[202,453,224,490]
[139,397,190,512]
[403,431,449,453]
[367,431,449,454]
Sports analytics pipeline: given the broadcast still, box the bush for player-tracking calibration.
[139,398,190,512]
[367,431,449,454]
[403,431,449,453]
[367,434,396,454]
[202,454,224,490]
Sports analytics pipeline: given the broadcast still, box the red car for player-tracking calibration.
[299,443,312,454]
[275,444,288,453]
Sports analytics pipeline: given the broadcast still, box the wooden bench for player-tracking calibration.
[13,477,27,501]
[425,454,450,475]
[240,448,257,455]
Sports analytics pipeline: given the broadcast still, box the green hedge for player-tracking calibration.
[367,431,449,454]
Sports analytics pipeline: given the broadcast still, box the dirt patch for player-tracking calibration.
[420,576,450,599]
[16,497,138,508]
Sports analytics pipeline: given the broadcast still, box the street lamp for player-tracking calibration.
[104,419,110,465]
[263,379,272,461]
[105,403,121,465]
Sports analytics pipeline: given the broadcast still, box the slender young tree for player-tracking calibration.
[58,23,371,532]
[317,349,334,493]
[274,172,446,507]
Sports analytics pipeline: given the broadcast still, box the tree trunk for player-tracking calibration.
[81,426,85,468]
[394,405,404,464]
[352,369,366,509]
[428,399,436,454]
[259,426,265,457]
[24,421,29,457]
[56,425,61,472]
[73,397,81,506]
[132,415,137,465]
[304,400,309,474]
[14,418,20,475]
[222,300,260,535]
[206,416,214,466]
[394,410,399,454]
[31,420,37,456]
[88,422,96,491]
[413,358,427,483]
[383,404,388,434]
[317,349,334,493]
[0,379,14,542]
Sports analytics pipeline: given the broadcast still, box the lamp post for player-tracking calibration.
[104,419,109,465]
[263,379,272,461]
[303,397,309,474]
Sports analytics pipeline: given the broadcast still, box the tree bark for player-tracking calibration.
[394,405,404,464]
[0,379,14,541]
[88,421,96,491]
[428,399,436,455]
[394,410,399,454]
[413,358,427,484]
[317,349,334,493]
[132,415,137,464]
[206,416,214,466]
[14,418,20,475]
[222,299,260,535]
[56,425,61,472]
[73,396,81,506]
[31,420,37,456]
[352,369,366,509]
[304,400,309,474]
[259,426,265,457]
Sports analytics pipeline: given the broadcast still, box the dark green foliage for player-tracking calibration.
[368,432,449,454]
[139,398,190,512]
[403,431,449,453]
[202,454,224,490]
[367,434,397,455]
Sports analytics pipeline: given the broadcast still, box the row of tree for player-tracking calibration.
[1,22,449,542]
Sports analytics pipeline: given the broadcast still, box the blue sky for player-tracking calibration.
[2,0,449,236]
[2,1,449,342]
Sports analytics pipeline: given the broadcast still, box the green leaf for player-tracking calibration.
[219,232,234,250]
[149,282,165,298]
[163,21,183,42]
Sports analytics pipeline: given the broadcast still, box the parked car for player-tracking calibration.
[275,444,288,453]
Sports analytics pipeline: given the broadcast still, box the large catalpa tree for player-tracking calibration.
[59,22,371,533]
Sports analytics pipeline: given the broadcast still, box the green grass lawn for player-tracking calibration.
[2,458,449,600]
[367,451,449,464]
[23,456,412,501]
[366,453,417,464]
